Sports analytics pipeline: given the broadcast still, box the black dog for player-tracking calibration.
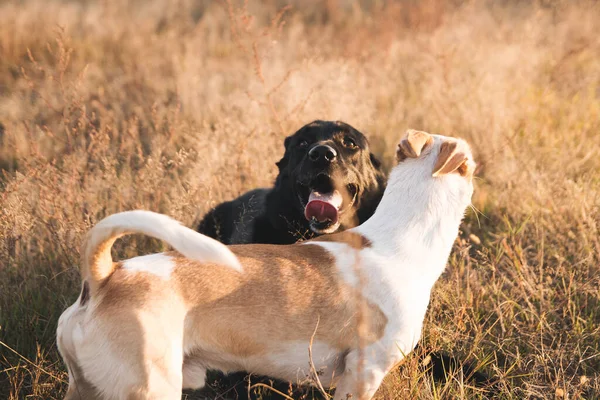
[197,120,386,245]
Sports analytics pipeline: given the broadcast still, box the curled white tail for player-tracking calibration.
[81,210,242,290]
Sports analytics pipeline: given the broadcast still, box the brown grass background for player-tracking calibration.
[1,0,599,398]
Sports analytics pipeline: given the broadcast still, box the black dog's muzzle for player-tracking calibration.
[308,144,337,166]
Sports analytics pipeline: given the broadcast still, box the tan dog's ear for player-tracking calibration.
[432,140,473,177]
[397,130,433,161]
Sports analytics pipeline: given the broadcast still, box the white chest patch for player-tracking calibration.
[122,253,176,280]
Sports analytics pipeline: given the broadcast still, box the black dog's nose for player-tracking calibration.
[309,145,337,164]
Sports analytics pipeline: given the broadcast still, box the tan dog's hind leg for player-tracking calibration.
[126,359,183,400]
[124,311,185,400]
[182,361,207,390]
[72,309,185,400]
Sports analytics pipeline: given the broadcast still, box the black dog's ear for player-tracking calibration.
[275,136,292,171]
[369,153,383,170]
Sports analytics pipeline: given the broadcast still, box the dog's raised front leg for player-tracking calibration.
[333,350,396,400]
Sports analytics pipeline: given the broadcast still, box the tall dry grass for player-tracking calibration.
[1,0,599,398]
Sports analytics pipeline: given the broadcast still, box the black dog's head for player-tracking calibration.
[274,120,386,235]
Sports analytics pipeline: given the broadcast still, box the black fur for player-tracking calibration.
[419,349,500,396]
[197,120,386,245]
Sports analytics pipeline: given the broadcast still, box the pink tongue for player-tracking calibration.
[304,190,343,223]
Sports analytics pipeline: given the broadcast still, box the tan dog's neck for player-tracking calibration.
[352,159,471,281]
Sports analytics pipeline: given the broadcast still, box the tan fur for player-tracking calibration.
[88,242,386,372]
[396,130,433,161]
[311,231,372,249]
[173,243,386,356]
[83,235,120,287]
[96,266,170,311]
[432,140,473,177]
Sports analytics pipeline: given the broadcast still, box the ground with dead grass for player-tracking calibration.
[1,0,599,399]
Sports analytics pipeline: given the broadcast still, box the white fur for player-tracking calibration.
[122,253,176,279]
[87,210,242,273]
[311,134,473,399]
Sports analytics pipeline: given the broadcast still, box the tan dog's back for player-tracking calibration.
[172,243,387,358]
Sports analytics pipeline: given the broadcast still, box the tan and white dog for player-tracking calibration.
[57,130,475,400]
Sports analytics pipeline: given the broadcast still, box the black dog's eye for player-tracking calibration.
[342,136,358,149]
[298,140,309,148]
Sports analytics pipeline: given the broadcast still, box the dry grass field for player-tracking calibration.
[1,0,599,398]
